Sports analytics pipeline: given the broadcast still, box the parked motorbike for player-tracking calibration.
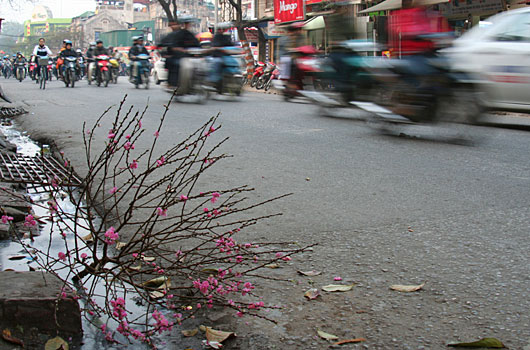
[249,61,265,88]
[95,55,111,87]
[131,54,151,89]
[63,56,78,88]
[256,62,277,90]
[15,62,26,82]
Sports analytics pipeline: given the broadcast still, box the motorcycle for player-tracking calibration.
[3,63,12,79]
[47,60,54,81]
[263,66,280,92]
[256,62,279,90]
[77,56,86,80]
[28,62,37,80]
[63,56,78,88]
[173,48,208,103]
[206,47,244,96]
[280,46,322,101]
[15,62,26,82]
[110,57,120,84]
[95,55,111,87]
[249,61,265,88]
[131,54,151,89]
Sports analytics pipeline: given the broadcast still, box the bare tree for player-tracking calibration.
[155,0,179,23]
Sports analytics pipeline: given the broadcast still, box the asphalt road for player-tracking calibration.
[2,77,530,349]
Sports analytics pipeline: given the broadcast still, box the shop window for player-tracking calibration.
[266,0,273,9]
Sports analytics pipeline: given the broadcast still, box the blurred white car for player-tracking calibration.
[445,8,530,112]
[152,56,167,85]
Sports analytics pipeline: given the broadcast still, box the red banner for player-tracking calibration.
[274,0,305,24]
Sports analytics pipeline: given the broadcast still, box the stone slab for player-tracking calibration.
[0,271,82,338]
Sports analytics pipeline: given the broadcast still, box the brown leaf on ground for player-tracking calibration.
[265,263,280,269]
[44,336,69,350]
[205,327,235,343]
[447,337,505,348]
[390,282,426,292]
[2,329,23,347]
[304,288,321,300]
[322,284,354,292]
[81,233,93,243]
[317,329,339,341]
[181,329,198,337]
[334,338,366,345]
[298,270,322,276]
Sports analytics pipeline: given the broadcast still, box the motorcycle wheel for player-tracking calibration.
[256,77,265,90]
[69,70,75,88]
[104,70,110,87]
[250,75,259,88]
[144,72,149,90]
[264,78,272,91]
[40,68,46,90]
[435,84,483,125]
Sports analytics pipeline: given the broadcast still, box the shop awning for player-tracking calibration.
[359,0,449,13]
[304,16,325,30]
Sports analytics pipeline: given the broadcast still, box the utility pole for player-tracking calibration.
[215,0,218,32]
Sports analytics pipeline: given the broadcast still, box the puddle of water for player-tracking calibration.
[0,119,170,349]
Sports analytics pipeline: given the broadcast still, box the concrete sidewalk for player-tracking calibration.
[480,112,530,131]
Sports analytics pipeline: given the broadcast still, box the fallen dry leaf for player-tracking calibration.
[141,276,168,289]
[334,338,366,345]
[81,233,93,243]
[265,263,280,269]
[181,328,198,337]
[2,329,23,346]
[7,255,26,261]
[205,327,235,343]
[201,268,219,275]
[115,242,127,250]
[127,265,142,271]
[44,336,69,350]
[298,270,322,276]
[149,290,165,299]
[447,337,505,348]
[304,288,321,300]
[317,329,339,341]
[390,282,425,292]
[142,256,156,262]
[203,340,223,349]
[322,284,354,292]
[199,325,207,332]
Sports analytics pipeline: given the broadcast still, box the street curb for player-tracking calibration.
[478,121,530,132]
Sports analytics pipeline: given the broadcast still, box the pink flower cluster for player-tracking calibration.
[204,125,216,137]
[24,214,37,228]
[1,215,13,224]
[124,141,135,151]
[211,192,220,204]
[130,160,138,170]
[152,309,173,333]
[104,227,119,244]
[110,297,127,320]
[156,207,167,217]
[156,156,165,167]
[216,236,237,255]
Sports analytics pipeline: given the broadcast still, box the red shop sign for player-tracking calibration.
[274,0,305,24]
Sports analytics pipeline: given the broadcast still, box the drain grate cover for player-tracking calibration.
[0,152,82,186]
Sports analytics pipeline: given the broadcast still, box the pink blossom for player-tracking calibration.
[197,303,202,309]
[282,256,292,261]
[64,160,69,167]
[138,120,143,128]
[156,207,167,217]
[236,311,244,317]
[104,227,119,245]
[124,141,134,151]
[109,186,118,194]
[334,276,342,281]
[130,160,138,170]
[203,207,209,213]
[1,215,13,224]
[58,252,67,261]
[156,156,165,167]
[24,215,37,228]
[154,131,159,137]
[275,252,282,258]
[125,134,131,139]
[81,253,88,259]
[211,192,220,204]
[180,195,188,201]
[132,253,139,258]
[107,132,115,139]
[236,256,244,263]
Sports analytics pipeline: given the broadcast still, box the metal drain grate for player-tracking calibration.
[0,152,82,186]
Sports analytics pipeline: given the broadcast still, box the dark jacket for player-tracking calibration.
[161,29,200,58]
[128,44,149,60]
[94,46,109,57]
[60,48,77,59]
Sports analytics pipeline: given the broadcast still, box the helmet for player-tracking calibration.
[96,39,103,44]
[76,48,82,53]
[217,22,233,30]
[178,15,196,24]
[89,41,96,46]
[64,40,72,45]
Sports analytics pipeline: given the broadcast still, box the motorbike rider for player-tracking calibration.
[160,15,200,90]
[93,39,110,81]
[59,40,78,80]
[278,23,305,83]
[32,37,53,82]
[56,39,69,79]
[128,36,149,82]
[76,48,85,77]
[209,22,235,90]
[86,42,96,81]
[13,52,27,79]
